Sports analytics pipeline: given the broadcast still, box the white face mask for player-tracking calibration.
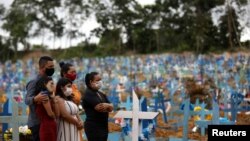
[95,81,103,89]
[64,87,73,97]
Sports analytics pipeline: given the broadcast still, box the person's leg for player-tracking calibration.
[30,124,40,141]
[100,127,108,141]
[90,125,108,141]
[87,131,108,141]
[79,130,84,141]
[100,133,108,141]
[84,122,96,141]
[85,121,109,141]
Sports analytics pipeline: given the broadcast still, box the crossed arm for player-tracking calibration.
[95,103,114,112]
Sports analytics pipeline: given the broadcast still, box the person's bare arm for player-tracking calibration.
[106,103,114,112]
[42,100,55,118]
[76,114,83,130]
[51,96,60,117]
[95,103,113,112]
[95,92,113,112]
[57,98,81,126]
[76,114,82,122]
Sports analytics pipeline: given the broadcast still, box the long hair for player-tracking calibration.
[34,76,53,95]
[55,78,73,100]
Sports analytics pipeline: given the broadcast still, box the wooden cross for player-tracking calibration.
[169,98,203,141]
[154,92,168,123]
[119,96,132,110]
[114,90,158,141]
[182,98,190,141]
[0,99,27,141]
[194,102,212,136]
[223,92,249,122]
[108,95,119,111]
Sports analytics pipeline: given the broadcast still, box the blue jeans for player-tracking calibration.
[30,124,40,141]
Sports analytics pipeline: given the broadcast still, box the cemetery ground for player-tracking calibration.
[104,76,250,141]
[0,111,249,141]
[1,51,250,141]
[106,111,250,141]
[1,79,250,141]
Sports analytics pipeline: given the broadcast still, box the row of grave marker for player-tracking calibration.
[1,88,250,141]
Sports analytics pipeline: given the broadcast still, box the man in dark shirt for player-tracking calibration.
[25,56,55,141]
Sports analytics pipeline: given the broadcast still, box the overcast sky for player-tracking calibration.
[0,0,156,50]
[0,0,250,50]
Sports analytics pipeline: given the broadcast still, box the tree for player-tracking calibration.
[90,0,144,52]
[0,4,14,62]
[63,0,91,47]
[28,0,64,48]
[175,0,225,53]
[150,0,185,51]
[218,0,248,49]
[2,4,34,59]
[2,0,64,52]
[139,0,224,53]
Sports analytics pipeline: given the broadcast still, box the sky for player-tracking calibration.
[0,0,156,50]
[0,0,250,50]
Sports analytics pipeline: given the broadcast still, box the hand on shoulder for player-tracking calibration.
[35,92,49,104]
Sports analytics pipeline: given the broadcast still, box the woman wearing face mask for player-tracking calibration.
[34,76,59,141]
[55,78,83,141]
[59,62,82,106]
[82,72,113,141]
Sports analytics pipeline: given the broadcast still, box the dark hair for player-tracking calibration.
[39,56,53,68]
[85,72,99,89]
[34,76,53,95]
[55,77,73,100]
[59,62,73,77]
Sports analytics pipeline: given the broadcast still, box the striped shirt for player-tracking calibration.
[57,100,80,141]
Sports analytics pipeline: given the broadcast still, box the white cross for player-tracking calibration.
[114,90,159,141]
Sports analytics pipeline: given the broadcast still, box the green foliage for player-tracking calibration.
[2,5,33,59]
[99,28,122,53]
[31,45,47,51]
[218,2,244,49]
[0,4,5,18]
[0,37,14,62]
[0,0,250,60]
[51,43,100,59]
[3,7,31,40]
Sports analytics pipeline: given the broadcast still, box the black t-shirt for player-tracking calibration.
[82,88,110,123]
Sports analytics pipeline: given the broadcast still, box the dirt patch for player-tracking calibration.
[20,50,51,61]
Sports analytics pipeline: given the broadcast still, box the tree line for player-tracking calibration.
[0,0,250,61]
